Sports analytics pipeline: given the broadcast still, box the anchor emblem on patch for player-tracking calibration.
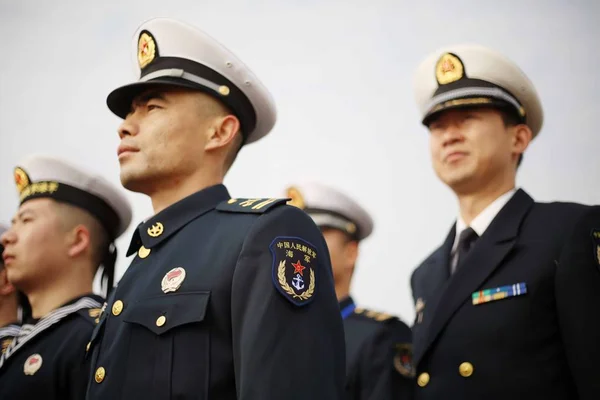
[291,260,306,290]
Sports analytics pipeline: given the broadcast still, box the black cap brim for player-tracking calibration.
[106,78,211,119]
[422,97,523,126]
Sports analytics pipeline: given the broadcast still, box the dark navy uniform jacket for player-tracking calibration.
[0,294,103,399]
[341,297,414,400]
[85,184,346,400]
[411,189,600,400]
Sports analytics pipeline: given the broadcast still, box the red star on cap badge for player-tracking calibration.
[292,260,306,276]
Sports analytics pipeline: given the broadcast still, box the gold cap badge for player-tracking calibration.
[138,31,157,69]
[14,167,30,194]
[286,187,305,209]
[436,53,464,85]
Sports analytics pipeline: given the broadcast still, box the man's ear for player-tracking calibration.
[344,240,359,271]
[66,225,91,258]
[205,115,241,152]
[511,123,532,162]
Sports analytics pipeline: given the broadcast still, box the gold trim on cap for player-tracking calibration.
[436,53,464,85]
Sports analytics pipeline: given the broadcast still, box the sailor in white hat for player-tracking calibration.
[107,17,276,146]
[410,44,599,399]
[0,154,132,399]
[285,182,414,399]
[87,18,345,400]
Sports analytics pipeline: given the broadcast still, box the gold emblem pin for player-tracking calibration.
[147,222,164,237]
[161,267,186,293]
[286,186,305,209]
[23,354,43,375]
[436,53,464,85]
[138,246,151,259]
[138,31,157,69]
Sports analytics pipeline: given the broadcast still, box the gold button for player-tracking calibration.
[459,362,474,377]
[95,367,106,383]
[86,342,91,352]
[138,246,151,259]
[112,300,124,316]
[218,85,230,96]
[417,372,430,387]
[156,315,166,327]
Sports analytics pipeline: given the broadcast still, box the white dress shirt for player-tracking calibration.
[450,188,518,272]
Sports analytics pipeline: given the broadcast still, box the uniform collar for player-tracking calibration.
[24,293,104,324]
[452,188,518,255]
[126,184,230,256]
[339,296,355,310]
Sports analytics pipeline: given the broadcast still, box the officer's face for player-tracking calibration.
[428,108,517,193]
[321,228,358,285]
[1,199,67,291]
[117,87,227,194]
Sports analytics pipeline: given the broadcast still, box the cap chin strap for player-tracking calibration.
[140,68,222,93]
[309,213,356,237]
[425,86,523,117]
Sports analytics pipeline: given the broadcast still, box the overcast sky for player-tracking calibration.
[1,0,598,323]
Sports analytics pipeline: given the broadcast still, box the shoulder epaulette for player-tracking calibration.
[354,307,397,322]
[217,198,288,214]
[77,307,103,326]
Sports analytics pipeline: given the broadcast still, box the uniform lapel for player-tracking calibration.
[412,226,454,364]
[417,189,534,364]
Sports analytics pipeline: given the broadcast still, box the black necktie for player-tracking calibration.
[456,227,479,269]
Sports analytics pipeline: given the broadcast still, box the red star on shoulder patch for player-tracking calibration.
[292,260,306,276]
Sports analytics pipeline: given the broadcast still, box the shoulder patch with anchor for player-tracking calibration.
[270,236,317,306]
[217,198,288,214]
[353,307,396,322]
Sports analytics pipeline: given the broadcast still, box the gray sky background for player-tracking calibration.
[1,0,598,323]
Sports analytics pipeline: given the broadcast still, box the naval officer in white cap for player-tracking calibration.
[410,44,600,399]
[86,18,345,400]
[0,154,132,400]
[285,183,414,400]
